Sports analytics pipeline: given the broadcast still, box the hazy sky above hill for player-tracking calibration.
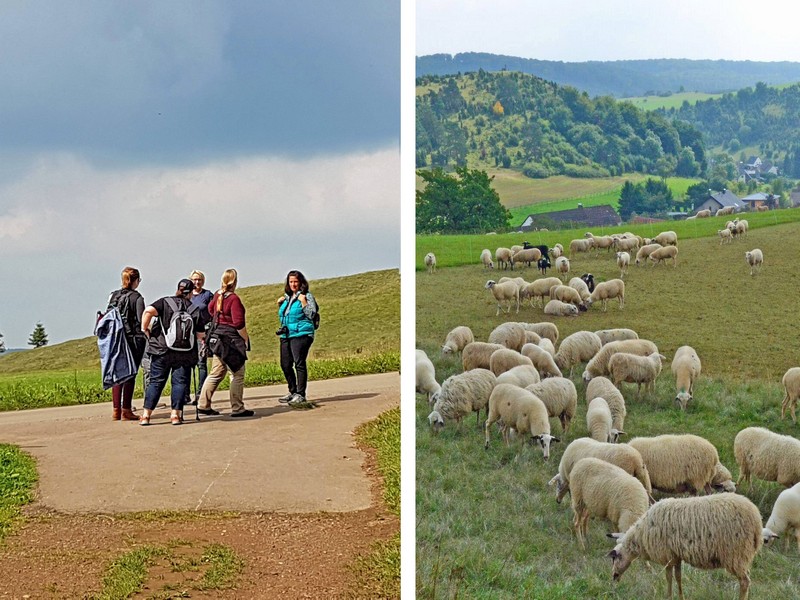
[417,0,800,62]
[0,1,399,347]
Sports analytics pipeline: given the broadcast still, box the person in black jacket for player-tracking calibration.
[108,266,146,421]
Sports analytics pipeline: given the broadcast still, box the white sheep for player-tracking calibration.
[587,397,614,443]
[634,243,662,266]
[480,248,494,269]
[569,238,593,258]
[489,347,534,376]
[497,276,528,290]
[629,434,736,495]
[648,245,678,267]
[511,247,542,268]
[484,383,560,459]
[585,279,625,311]
[495,247,513,270]
[586,376,626,442]
[495,364,540,388]
[525,377,577,433]
[695,208,712,218]
[521,342,562,379]
[549,284,585,311]
[427,368,496,432]
[584,232,615,253]
[415,349,440,403]
[524,330,542,345]
[510,244,523,254]
[461,342,505,371]
[567,277,591,302]
[672,345,701,410]
[554,331,603,377]
[781,367,800,423]
[555,256,570,281]
[763,482,800,552]
[736,218,749,239]
[441,325,474,356]
[718,228,733,244]
[715,204,736,216]
[519,320,559,345]
[569,457,649,549]
[745,249,763,275]
[551,244,563,259]
[582,339,659,383]
[734,426,800,488]
[537,337,556,357]
[608,351,666,399]
[424,252,436,273]
[485,279,520,316]
[615,251,630,278]
[653,230,678,246]
[522,277,563,308]
[488,322,528,352]
[544,299,579,317]
[607,494,764,600]
[594,328,639,346]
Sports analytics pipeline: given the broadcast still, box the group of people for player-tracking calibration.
[104,267,318,425]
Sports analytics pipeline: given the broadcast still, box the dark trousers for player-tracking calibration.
[144,354,191,411]
[280,335,314,396]
[184,346,209,403]
[111,378,136,410]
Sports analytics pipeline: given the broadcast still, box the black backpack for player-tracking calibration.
[310,295,320,330]
[107,289,138,337]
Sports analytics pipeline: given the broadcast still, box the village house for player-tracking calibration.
[519,204,621,231]
[693,189,746,214]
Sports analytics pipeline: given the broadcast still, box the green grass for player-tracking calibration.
[0,444,37,542]
[194,543,245,590]
[620,91,723,111]
[416,219,800,598]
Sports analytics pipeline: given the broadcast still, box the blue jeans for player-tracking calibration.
[144,354,191,411]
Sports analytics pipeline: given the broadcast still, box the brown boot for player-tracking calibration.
[121,408,138,421]
[112,409,121,420]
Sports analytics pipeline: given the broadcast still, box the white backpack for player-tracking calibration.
[162,297,195,351]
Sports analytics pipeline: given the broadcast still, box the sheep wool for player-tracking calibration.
[585,376,626,440]
[495,247,513,270]
[734,426,800,488]
[653,230,678,246]
[554,331,603,376]
[519,320,559,344]
[489,347,534,376]
[608,351,666,399]
[585,279,625,312]
[781,367,800,423]
[521,343,562,379]
[594,328,639,346]
[587,397,613,443]
[582,339,659,383]
[522,277,563,308]
[537,337,556,357]
[672,345,701,410]
[415,349,441,403]
[634,243,662,266]
[763,482,800,552]
[525,377,577,433]
[461,342,505,372]
[648,244,678,267]
[544,299,579,317]
[568,277,591,301]
[495,364,540,388]
[485,279,520,316]
[441,325,474,356]
[488,322,528,352]
[616,251,630,278]
[428,368,497,432]
[484,383,559,459]
[424,252,436,273]
[549,285,585,311]
[480,248,494,269]
[745,249,763,275]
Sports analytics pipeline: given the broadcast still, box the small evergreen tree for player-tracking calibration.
[28,322,48,348]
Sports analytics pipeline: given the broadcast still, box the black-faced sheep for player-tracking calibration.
[580,273,595,292]
[441,325,474,356]
[484,383,560,459]
[734,426,800,488]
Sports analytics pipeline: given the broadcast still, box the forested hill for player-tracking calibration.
[417,53,800,98]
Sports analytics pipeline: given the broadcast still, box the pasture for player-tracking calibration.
[416,220,800,598]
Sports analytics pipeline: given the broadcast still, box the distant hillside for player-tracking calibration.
[417,53,800,98]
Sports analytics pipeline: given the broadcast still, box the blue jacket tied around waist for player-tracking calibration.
[96,307,137,389]
[278,292,317,339]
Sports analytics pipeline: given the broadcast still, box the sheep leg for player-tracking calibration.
[674,560,684,600]
[795,529,800,553]
[665,562,674,599]
[484,414,497,449]
[738,572,750,600]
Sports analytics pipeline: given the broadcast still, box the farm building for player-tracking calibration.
[519,204,621,231]
[740,192,778,211]
[693,189,745,215]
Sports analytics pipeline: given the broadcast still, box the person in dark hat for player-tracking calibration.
[139,278,204,426]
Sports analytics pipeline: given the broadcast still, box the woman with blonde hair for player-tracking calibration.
[187,269,214,403]
[197,269,254,418]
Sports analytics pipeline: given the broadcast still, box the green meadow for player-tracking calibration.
[416,218,800,598]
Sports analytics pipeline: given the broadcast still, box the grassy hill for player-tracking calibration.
[622,91,723,111]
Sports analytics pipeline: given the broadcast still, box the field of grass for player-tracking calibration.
[416,219,800,598]
[621,91,723,111]
[0,444,37,541]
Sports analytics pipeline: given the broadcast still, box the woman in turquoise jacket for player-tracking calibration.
[276,270,317,407]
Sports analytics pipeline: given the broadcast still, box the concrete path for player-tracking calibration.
[0,372,399,514]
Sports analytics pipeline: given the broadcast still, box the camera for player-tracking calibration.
[275,325,289,336]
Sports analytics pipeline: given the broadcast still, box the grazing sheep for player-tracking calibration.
[587,397,614,443]
[441,325,474,356]
[537,337,556,357]
[612,236,639,253]
[521,343,562,379]
[718,228,733,244]
[582,339,659,383]
[569,238,593,258]
[424,252,436,273]
[549,284,586,311]
[415,349,440,403]
[616,252,630,278]
[570,457,649,550]
[495,247,514,270]
[489,347,534,376]
[554,331,603,377]
[461,342,505,371]
[594,328,639,346]
[648,245,678,267]
[745,249,763,275]
[756,205,770,212]
[524,330,542,345]
[568,277,591,302]
[427,368,497,432]
[734,427,800,488]
[512,247,542,268]
[580,273,595,292]
[586,377,626,442]
[544,299,579,317]
[585,232,615,253]
[522,277,563,308]
[551,244,563,259]
[781,367,800,423]
[736,219,749,239]
[498,276,528,290]
[520,321,559,345]
[634,243,662,266]
[629,434,735,495]
[555,256,570,281]
[488,322,528,352]
[653,230,678,246]
[485,279,520,316]
[526,377,577,433]
[695,208,712,218]
[480,248,494,269]
[715,205,736,216]
[763,482,800,552]
[495,364,541,390]
[672,346,701,410]
[585,279,625,311]
[484,384,560,459]
[608,351,666,399]
[607,494,764,600]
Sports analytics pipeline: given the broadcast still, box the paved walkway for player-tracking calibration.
[0,373,399,514]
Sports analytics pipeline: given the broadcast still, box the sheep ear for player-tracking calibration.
[552,437,561,443]
[606,549,618,559]
[607,532,623,540]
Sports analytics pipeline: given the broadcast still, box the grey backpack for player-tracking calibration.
[163,297,195,351]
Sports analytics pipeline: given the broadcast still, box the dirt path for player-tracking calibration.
[0,372,399,599]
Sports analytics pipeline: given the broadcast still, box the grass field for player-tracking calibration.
[621,91,723,111]
[416,219,800,598]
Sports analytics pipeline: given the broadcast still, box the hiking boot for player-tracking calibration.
[230,409,255,418]
[197,407,221,416]
[120,409,138,421]
[278,392,295,404]
[112,409,121,421]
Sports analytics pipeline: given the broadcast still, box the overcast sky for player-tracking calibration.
[417,0,800,62]
[0,1,399,347]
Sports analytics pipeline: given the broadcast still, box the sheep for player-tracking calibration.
[584,278,625,312]
[568,277,591,302]
[608,351,666,399]
[544,299,579,317]
[485,279,520,316]
[489,347,534,376]
[587,397,614,443]
[672,345,701,410]
[612,236,639,252]
[522,277,562,308]
[537,337,556,357]
[484,383,560,459]
[415,349,440,403]
[427,368,497,432]
[745,249,763,275]
[653,230,678,246]
[520,321,559,345]
[781,367,800,423]
[763,482,800,552]
[495,247,513,270]
[594,328,639,346]
[607,494,764,600]
[648,245,678,267]
[498,276,528,290]
[488,322,527,352]
[554,331,603,377]
[461,342,505,372]
[441,325,474,356]
[569,238,593,258]
[695,208,712,218]
[616,251,630,278]
[495,364,541,388]
[511,247,542,268]
[715,205,736,216]
[628,434,735,495]
[510,244,524,254]
[586,377,626,442]
[685,215,697,220]
[521,342,562,379]
[570,457,649,550]
[736,219,749,239]
[555,256,570,281]
[424,252,436,273]
[480,248,494,269]
[584,232,615,253]
[524,330,542,345]
[549,284,586,311]
[526,377,577,433]
[756,205,770,212]
[582,339,659,383]
[734,427,800,488]
[718,228,733,244]
[548,438,653,504]
[634,243,662,266]
[551,244,563,259]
